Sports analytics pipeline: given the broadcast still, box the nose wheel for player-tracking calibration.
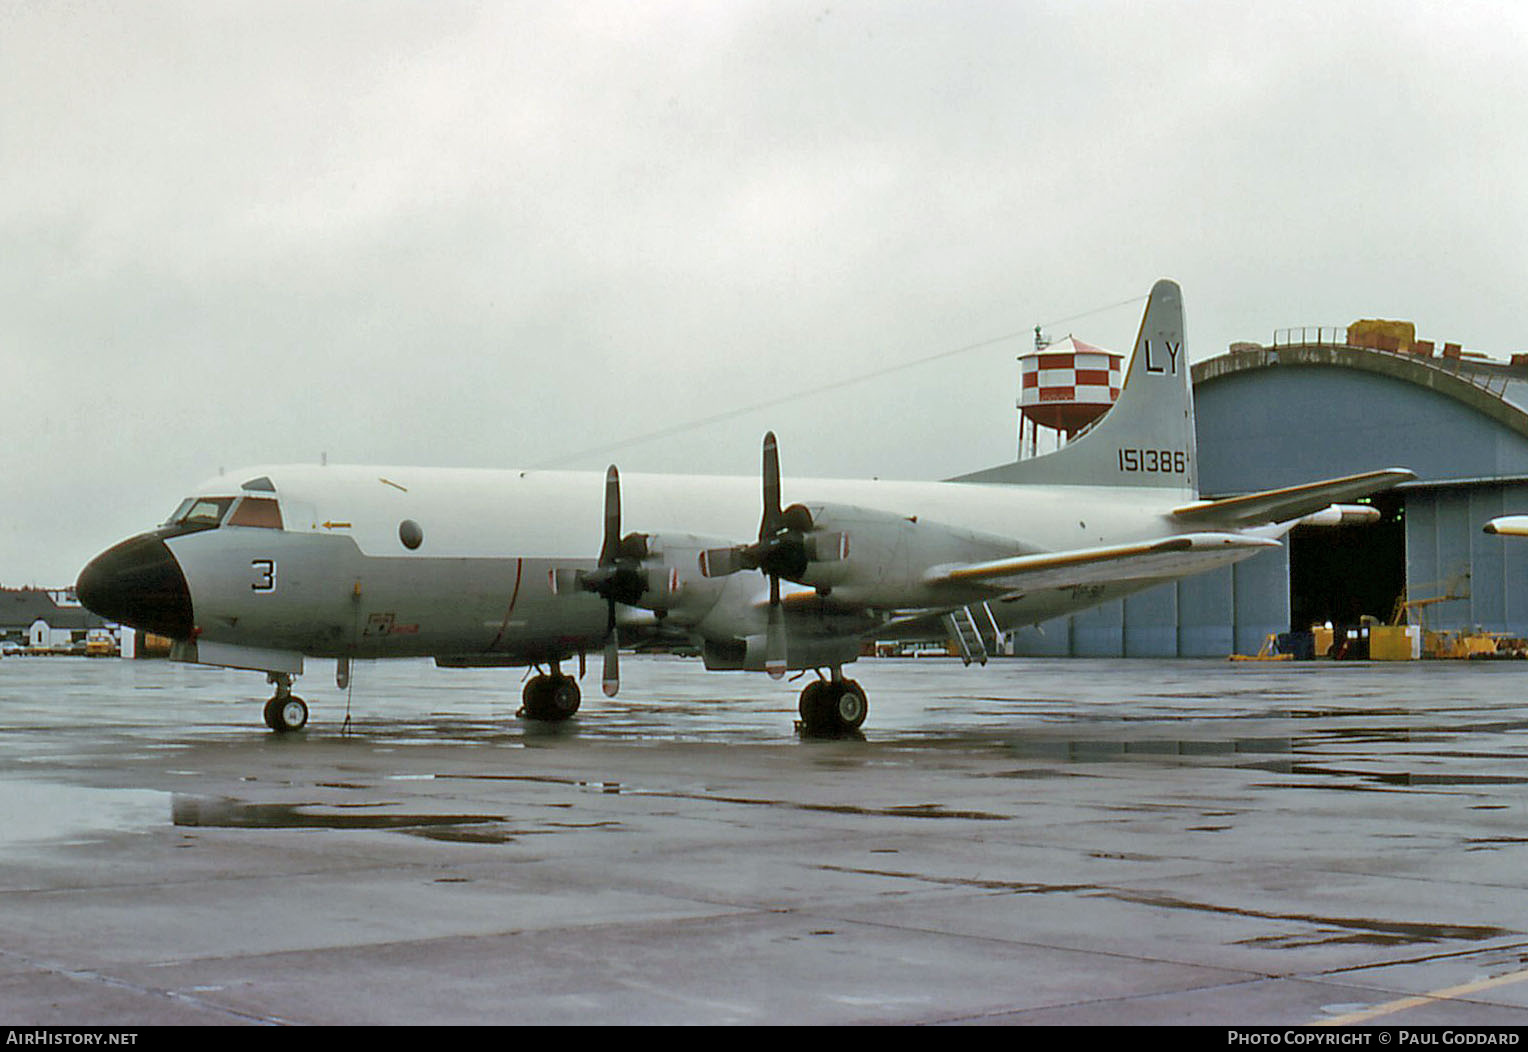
[263,673,309,733]
[798,676,868,736]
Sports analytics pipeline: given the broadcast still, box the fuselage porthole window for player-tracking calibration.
[399,519,424,550]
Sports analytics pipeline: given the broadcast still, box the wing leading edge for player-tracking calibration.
[923,532,1279,596]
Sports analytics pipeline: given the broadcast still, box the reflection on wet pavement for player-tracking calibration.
[4,654,1528,832]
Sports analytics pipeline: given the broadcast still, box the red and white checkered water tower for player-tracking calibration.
[1018,334,1122,457]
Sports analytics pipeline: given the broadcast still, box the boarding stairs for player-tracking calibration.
[943,602,1003,666]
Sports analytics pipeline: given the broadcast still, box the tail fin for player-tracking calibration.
[951,278,1197,495]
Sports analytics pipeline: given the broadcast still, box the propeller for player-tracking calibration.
[697,433,812,678]
[577,466,648,697]
[692,432,849,678]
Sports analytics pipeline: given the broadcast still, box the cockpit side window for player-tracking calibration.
[227,497,284,530]
[164,499,195,526]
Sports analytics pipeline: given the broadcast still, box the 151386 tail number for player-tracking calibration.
[1118,448,1188,475]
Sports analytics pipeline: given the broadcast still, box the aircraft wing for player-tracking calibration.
[1170,468,1414,528]
[922,532,1279,595]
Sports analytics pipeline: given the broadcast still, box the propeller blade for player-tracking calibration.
[760,432,782,539]
[805,530,847,563]
[765,575,786,679]
[700,546,744,578]
[599,465,621,566]
[603,626,620,697]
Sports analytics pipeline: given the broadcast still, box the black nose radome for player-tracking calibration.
[76,533,194,641]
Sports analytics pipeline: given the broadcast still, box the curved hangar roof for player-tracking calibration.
[1191,339,1528,495]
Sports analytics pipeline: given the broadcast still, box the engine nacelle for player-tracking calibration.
[792,502,1042,609]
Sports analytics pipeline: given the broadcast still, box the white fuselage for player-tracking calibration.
[258,465,1183,557]
[158,464,1191,670]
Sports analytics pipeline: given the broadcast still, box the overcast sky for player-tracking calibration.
[4,1,1526,585]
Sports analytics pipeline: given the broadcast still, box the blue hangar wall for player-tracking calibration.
[1008,343,1528,657]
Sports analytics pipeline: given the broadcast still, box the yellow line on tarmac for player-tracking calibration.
[1316,967,1528,1026]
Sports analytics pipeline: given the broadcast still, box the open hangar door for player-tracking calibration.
[1287,491,1406,644]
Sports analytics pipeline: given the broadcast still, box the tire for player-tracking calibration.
[264,695,308,733]
[547,676,581,719]
[832,681,868,730]
[798,680,828,722]
[521,675,581,721]
[799,680,867,735]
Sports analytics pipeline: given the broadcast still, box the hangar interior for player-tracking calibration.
[1007,332,1528,657]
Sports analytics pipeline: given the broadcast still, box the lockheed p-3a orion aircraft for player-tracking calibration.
[77,280,1411,735]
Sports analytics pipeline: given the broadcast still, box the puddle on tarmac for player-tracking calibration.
[0,779,167,845]
[1109,889,1515,947]
[170,794,508,835]
[1005,736,1293,763]
[0,783,522,845]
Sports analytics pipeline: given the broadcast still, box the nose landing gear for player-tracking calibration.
[263,672,309,733]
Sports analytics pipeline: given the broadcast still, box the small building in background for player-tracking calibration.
[1,588,115,655]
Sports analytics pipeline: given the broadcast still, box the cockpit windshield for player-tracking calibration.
[163,495,284,531]
[228,497,283,529]
[165,496,236,528]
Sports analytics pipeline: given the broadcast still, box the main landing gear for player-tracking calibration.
[263,672,309,733]
[797,672,868,737]
[519,668,582,722]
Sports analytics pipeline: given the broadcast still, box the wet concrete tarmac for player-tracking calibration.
[2,654,1528,1025]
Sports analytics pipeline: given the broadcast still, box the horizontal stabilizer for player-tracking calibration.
[1171,469,1414,528]
[924,533,1279,595]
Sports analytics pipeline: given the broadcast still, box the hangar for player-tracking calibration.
[1008,327,1528,657]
